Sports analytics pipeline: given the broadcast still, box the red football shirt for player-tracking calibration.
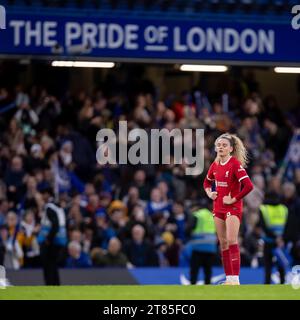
[206,156,250,214]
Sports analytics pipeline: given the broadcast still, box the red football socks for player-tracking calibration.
[229,244,240,276]
[221,249,232,276]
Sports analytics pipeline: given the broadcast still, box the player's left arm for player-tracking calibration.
[224,162,254,205]
[232,162,253,202]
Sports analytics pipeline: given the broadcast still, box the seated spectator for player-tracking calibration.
[155,231,181,267]
[167,200,189,243]
[91,237,129,268]
[120,204,155,242]
[98,191,113,211]
[65,241,91,268]
[67,204,85,231]
[161,231,181,266]
[122,186,146,215]
[85,193,102,218]
[146,188,171,218]
[92,209,116,250]
[108,200,128,237]
[123,224,159,267]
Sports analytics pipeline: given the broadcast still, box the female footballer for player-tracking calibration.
[203,133,253,285]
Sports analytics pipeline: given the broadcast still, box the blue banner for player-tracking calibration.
[129,267,295,285]
[0,12,300,63]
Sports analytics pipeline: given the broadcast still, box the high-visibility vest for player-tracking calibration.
[190,208,217,253]
[192,209,216,235]
[260,204,288,237]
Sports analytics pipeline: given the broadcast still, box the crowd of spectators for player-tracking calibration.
[0,69,299,270]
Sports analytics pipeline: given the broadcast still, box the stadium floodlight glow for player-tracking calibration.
[274,67,300,74]
[51,61,115,68]
[180,64,228,72]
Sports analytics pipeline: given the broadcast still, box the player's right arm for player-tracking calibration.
[203,162,218,200]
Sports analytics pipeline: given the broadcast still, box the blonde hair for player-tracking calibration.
[214,133,248,167]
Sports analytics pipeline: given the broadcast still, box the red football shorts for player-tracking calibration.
[213,211,242,222]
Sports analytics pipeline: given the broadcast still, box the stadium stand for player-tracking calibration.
[0,68,299,272]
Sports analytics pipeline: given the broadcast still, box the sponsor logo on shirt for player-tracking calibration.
[216,181,228,187]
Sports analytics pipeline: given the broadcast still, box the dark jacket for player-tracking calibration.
[123,239,159,267]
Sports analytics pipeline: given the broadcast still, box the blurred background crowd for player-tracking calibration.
[0,69,300,271]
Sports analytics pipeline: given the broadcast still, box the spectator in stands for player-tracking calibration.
[157,231,181,267]
[92,209,115,250]
[14,92,39,136]
[4,119,26,156]
[123,224,158,267]
[132,170,151,201]
[4,156,26,205]
[65,241,91,268]
[51,140,85,195]
[25,144,47,174]
[85,193,102,219]
[67,204,85,231]
[21,175,43,217]
[91,237,129,268]
[120,204,154,242]
[1,212,24,269]
[108,200,128,238]
[122,186,146,215]
[18,210,40,268]
[133,94,152,128]
[166,200,189,244]
[146,188,171,218]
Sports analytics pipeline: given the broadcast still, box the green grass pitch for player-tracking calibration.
[0,285,299,300]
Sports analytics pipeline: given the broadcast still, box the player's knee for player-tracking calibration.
[219,238,228,250]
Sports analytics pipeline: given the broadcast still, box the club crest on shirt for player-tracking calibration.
[225,171,229,177]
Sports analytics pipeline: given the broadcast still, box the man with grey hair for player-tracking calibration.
[92,237,129,268]
[65,241,91,268]
[123,225,158,267]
